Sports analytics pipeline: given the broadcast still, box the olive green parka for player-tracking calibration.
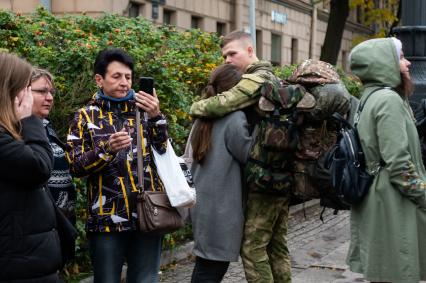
[347,38,426,283]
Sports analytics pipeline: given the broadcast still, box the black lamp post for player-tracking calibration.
[393,1,426,109]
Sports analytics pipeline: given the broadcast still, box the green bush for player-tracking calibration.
[337,68,363,98]
[0,7,223,149]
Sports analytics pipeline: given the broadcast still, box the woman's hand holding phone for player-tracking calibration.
[135,77,160,118]
[135,89,160,118]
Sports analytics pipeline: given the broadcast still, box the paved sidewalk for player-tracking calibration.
[159,203,368,283]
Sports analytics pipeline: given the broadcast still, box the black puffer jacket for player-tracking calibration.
[0,116,62,282]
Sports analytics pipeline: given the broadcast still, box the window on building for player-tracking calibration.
[291,38,298,65]
[216,22,226,36]
[271,33,282,66]
[191,16,202,29]
[163,9,176,25]
[256,29,262,59]
[128,2,141,18]
[356,5,363,23]
[341,50,348,71]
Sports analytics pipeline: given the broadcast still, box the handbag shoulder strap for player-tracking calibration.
[136,108,145,192]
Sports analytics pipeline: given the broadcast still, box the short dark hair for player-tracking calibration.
[94,48,134,77]
[220,30,252,48]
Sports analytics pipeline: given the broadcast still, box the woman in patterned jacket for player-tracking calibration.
[66,48,168,283]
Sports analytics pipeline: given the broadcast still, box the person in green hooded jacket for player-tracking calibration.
[347,37,426,283]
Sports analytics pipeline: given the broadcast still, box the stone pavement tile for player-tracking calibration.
[159,258,194,283]
[312,242,349,270]
[333,270,426,283]
[292,266,345,283]
[160,242,194,266]
[289,210,350,270]
[332,270,367,283]
[297,241,367,283]
[222,262,247,283]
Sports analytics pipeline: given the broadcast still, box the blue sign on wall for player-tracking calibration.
[271,10,287,24]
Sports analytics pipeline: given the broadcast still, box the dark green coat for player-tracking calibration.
[347,38,426,283]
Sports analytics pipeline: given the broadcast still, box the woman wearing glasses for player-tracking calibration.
[30,68,76,260]
[30,69,76,224]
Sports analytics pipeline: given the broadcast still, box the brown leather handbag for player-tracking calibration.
[136,191,184,234]
[134,108,183,234]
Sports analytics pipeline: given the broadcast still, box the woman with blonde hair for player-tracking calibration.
[0,53,62,282]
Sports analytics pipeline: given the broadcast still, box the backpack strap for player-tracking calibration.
[354,87,387,126]
[331,112,352,129]
[356,87,387,168]
[332,88,384,130]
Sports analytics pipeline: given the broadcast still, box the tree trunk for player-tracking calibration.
[320,0,350,65]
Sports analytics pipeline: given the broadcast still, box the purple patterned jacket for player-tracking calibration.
[66,92,168,232]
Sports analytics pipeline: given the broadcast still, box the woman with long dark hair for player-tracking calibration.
[190,64,253,282]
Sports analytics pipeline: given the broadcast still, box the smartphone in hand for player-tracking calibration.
[139,77,154,95]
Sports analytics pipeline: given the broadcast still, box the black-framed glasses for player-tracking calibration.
[32,88,56,96]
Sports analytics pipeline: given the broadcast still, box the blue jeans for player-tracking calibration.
[89,232,163,283]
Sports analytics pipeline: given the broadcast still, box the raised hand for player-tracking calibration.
[135,89,160,118]
[15,87,33,120]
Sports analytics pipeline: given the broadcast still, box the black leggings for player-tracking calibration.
[191,256,230,283]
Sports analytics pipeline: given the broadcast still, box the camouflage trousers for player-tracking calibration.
[241,193,291,283]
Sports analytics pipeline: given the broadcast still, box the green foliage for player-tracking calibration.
[0,6,223,151]
[350,0,400,44]
[163,223,193,250]
[58,178,91,280]
[337,68,363,98]
[273,64,297,80]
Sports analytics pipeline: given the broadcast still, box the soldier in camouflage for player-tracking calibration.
[190,31,292,283]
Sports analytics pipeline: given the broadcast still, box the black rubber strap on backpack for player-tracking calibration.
[355,87,384,126]
[331,88,382,129]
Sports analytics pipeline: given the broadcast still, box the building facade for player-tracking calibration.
[0,0,372,68]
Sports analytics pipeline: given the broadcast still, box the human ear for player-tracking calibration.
[247,45,254,57]
[95,74,103,88]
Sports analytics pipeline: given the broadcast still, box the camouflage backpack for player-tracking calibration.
[287,59,340,86]
[288,60,352,211]
[245,80,315,194]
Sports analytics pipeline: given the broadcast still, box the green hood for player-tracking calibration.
[349,38,401,89]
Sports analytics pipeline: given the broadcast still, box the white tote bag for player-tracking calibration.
[151,140,196,208]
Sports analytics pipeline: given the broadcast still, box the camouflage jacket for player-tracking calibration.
[189,61,279,118]
[66,92,168,232]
